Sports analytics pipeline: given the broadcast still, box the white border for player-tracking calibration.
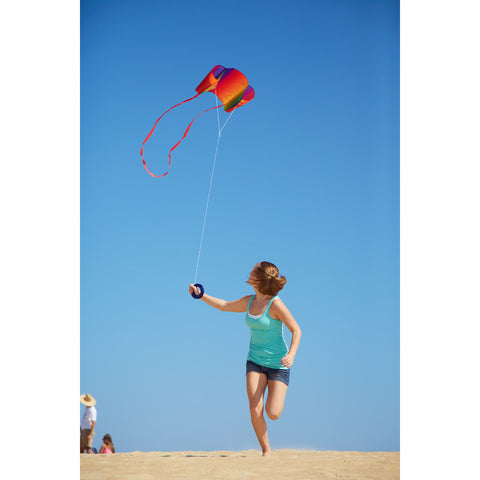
[1,0,79,478]
[401,1,480,478]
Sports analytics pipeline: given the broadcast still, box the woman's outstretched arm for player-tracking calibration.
[189,284,252,312]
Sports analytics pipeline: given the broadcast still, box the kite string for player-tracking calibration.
[193,96,237,283]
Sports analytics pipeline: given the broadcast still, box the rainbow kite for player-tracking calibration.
[141,65,255,177]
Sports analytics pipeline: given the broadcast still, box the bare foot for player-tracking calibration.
[262,450,272,457]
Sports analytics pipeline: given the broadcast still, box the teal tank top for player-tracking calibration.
[245,295,288,369]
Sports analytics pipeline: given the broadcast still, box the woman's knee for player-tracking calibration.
[249,402,264,418]
[265,404,282,420]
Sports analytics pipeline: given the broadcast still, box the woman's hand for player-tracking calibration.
[189,284,200,296]
[281,353,295,368]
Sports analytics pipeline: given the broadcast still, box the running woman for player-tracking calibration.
[189,261,302,456]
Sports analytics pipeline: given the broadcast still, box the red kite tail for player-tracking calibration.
[165,105,222,177]
[141,92,205,178]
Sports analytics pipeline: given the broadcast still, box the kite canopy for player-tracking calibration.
[141,65,254,177]
[195,65,255,112]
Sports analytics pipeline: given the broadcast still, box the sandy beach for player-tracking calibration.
[81,449,399,480]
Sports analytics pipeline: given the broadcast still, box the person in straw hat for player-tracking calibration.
[80,393,97,454]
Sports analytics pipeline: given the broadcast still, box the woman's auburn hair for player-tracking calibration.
[248,261,287,296]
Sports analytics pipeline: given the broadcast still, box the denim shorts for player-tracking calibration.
[246,360,290,386]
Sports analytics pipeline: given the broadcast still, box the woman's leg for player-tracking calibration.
[246,371,271,456]
[265,379,288,420]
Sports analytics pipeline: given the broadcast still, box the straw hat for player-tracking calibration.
[80,393,96,406]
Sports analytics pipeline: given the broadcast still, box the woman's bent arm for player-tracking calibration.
[270,298,302,367]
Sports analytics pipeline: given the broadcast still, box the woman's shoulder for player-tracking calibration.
[244,294,255,306]
[269,296,285,317]
[243,294,255,303]
[271,296,285,306]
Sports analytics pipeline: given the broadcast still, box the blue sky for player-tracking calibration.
[80,0,399,452]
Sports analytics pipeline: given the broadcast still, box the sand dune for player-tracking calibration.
[80,449,399,480]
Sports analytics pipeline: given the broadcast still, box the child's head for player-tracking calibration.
[247,261,286,296]
[103,434,113,445]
